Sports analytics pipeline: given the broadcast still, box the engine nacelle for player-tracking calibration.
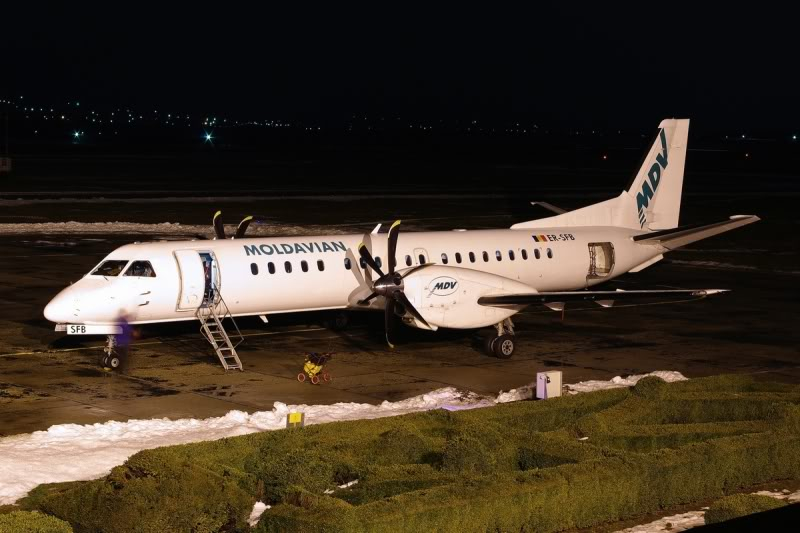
[400,265,536,329]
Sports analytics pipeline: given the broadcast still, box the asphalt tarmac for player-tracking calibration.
[0,188,797,437]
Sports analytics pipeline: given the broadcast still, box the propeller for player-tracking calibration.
[212,211,255,239]
[356,220,431,348]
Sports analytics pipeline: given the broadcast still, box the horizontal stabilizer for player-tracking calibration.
[633,215,760,250]
[530,201,567,215]
[478,289,727,307]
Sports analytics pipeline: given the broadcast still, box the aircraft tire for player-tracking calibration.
[332,312,349,330]
[297,373,306,382]
[484,335,498,357]
[311,375,320,385]
[493,335,515,359]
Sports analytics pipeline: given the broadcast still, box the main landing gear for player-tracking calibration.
[484,318,516,359]
[323,311,350,331]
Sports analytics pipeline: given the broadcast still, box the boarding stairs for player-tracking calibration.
[196,287,244,371]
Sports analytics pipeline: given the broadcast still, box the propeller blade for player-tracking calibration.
[235,216,254,238]
[357,292,379,305]
[358,242,385,278]
[387,219,401,274]
[394,291,431,329]
[384,298,396,348]
[212,210,226,240]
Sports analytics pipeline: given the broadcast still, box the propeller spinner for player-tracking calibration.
[357,220,431,348]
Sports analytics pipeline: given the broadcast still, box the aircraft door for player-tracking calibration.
[587,242,615,280]
[174,250,205,311]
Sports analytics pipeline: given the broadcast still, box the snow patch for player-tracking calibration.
[615,511,705,532]
[565,371,687,394]
[247,501,270,527]
[0,221,349,237]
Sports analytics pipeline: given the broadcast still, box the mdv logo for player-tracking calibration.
[428,276,458,296]
[637,128,669,228]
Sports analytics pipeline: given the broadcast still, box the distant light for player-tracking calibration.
[745,153,750,158]
[602,154,608,160]
[73,131,81,139]
[204,131,214,143]
[741,134,745,138]
[793,135,797,140]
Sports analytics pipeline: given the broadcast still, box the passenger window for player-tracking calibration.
[455,252,462,264]
[509,250,515,261]
[124,261,156,278]
[317,260,325,271]
[482,251,489,262]
[250,263,258,275]
[91,260,128,277]
[405,255,412,267]
[268,262,276,274]
[547,248,553,259]
[285,261,292,273]
[301,260,309,272]
[534,249,541,260]
[521,249,528,260]
[495,250,502,261]
[418,254,425,264]
[469,252,476,263]
[441,253,448,264]
[344,257,352,270]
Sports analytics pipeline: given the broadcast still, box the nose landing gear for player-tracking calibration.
[101,334,127,371]
[485,318,516,358]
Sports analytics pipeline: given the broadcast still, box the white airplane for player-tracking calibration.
[44,119,759,370]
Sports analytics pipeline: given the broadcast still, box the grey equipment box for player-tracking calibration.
[536,371,562,399]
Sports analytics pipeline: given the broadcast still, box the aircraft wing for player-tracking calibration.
[478,289,727,308]
[633,215,760,250]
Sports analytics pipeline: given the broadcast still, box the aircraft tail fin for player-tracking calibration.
[511,119,690,230]
[624,118,689,230]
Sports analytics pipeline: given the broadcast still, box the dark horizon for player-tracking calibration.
[4,5,799,132]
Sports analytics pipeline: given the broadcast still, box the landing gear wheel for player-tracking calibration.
[322,372,331,382]
[493,335,515,359]
[297,373,306,382]
[332,312,349,331]
[484,335,497,356]
[311,375,320,385]
[102,353,123,370]
[325,311,349,331]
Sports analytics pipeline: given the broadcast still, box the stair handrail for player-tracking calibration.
[209,283,244,349]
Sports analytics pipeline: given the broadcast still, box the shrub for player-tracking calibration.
[0,511,72,533]
[19,374,800,532]
[704,493,788,524]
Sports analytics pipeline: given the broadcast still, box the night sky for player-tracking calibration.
[4,4,798,131]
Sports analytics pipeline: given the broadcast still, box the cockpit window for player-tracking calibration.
[91,260,129,277]
[124,261,156,277]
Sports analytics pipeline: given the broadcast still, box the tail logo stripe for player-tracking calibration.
[637,128,669,228]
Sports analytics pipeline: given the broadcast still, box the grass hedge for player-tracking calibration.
[15,375,800,532]
[704,493,788,524]
[0,510,72,533]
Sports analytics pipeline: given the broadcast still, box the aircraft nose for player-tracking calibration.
[44,292,76,323]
